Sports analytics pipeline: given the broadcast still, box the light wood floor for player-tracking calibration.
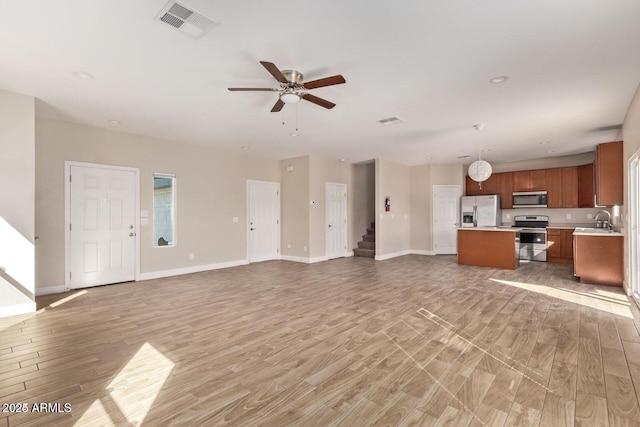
[2,255,640,426]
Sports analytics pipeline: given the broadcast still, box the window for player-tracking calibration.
[153,173,175,247]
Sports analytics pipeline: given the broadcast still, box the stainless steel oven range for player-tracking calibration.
[513,215,549,262]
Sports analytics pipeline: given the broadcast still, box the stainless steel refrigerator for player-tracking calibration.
[460,195,501,227]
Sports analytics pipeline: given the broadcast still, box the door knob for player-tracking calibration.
[250,228,255,231]
[129,232,136,237]
[328,224,333,228]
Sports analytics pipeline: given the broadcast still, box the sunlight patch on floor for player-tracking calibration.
[490,278,632,318]
[48,290,88,308]
[75,342,175,426]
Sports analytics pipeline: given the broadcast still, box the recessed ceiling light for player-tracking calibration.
[539,141,551,145]
[339,158,346,162]
[481,149,491,152]
[489,76,508,84]
[546,150,556,153]
[241,146,250,150]
[107,119,121,124]
[290,133,299,137]
[73,70,94,79]
[457,155,472,159]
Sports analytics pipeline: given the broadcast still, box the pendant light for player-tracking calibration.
[468,124,492,184]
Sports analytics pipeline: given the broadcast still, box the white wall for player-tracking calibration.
[0,90,36,317]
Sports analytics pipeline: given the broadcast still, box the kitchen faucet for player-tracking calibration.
[594,210,611,229]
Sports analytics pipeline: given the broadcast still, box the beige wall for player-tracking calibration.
[410,165,431,252]
[376,159,411,257]
[488,152,595,173]
[35,119,280,290]
[0,90,35,311]
[280,156,310,258]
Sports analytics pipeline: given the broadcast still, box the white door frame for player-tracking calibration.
[629,151,639,305]
[432,185,461,255]
[65,161,141,291]
[246,180,281,263]
[325,182,348,259]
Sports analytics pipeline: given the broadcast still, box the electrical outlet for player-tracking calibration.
[303,246,307,252]
[286,244,291,249]
[587,213,593,219]
[189,253,194,261]
[566,214,572,219]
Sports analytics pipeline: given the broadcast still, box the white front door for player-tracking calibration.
[248,181,280,263]
[433,185,461,255]
[68,164,137,289]
[326,183,347,259]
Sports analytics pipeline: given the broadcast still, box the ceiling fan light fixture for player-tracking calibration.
[280,92,301,104]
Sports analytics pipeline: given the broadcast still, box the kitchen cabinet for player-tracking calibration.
[496,172,513,209]
[578,163,595,208]
[595,141,623,206]
[574,233,623,286]
[465,175,482,196]
[513,169,546,192]
[546,168,563,208]
[458,229,518,270]
[562,167,579,208]
[466,173,498,196]
[547,228,574,264]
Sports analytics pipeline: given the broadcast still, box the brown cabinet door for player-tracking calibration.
[529,169,547,191]
[496,172,513,209]
[512,171,529,192]
[546,168,563,208]
[595,141,623,206]
[481,174,498,194]
[465,175,481,196]
[547,230,561,258]
[562,167,579,208]
[561,229,575,259]
[578,163,595,208]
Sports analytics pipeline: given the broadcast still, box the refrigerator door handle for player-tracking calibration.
[473,205,478,227]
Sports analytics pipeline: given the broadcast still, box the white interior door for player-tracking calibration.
[433,185,461,255]
[69,165,137,289]
[326,183,347,259]
[248,181,280,263]
[630,155,639,302]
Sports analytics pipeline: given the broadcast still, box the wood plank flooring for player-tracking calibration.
[2,255,640,426]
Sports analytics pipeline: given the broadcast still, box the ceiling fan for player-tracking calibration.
[228,61,346,112]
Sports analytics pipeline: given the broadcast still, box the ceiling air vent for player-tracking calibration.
[378,117,404,126]
[155,1,220,38]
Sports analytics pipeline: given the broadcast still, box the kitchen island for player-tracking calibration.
[457,228,519,270]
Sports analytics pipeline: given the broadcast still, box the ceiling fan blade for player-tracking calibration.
[228,88,277,91]
[271,99,285,112]
[302,93,336,109]
[260,61,288,84]
[303,75,346,90]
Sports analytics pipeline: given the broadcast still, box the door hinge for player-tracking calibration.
[277,219,279,225]
[70,223,72,231]
[70,175,72,183]
[69,272,72,280]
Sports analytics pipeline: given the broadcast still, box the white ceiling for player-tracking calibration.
[1,0,640,166]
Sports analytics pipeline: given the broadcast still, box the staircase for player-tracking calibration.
[354,222,375,258]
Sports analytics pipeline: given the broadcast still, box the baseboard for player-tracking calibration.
[36,286,66,296]
[280,255,328,264]
[0,302,36,319]
[410,250,436,256]
[375,250,412,261]
[345,251,354,257]
[140,259,249,281]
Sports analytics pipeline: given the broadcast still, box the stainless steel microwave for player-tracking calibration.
[512,191,548,208]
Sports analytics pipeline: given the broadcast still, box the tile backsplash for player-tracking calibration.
[501,207,614,227]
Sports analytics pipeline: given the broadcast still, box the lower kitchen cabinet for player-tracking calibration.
[457,229,518,270]
[573,234,623,286]
[547,228,574,264]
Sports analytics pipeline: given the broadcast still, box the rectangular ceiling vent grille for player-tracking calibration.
[155,1,220,38]
[378,117,404,126]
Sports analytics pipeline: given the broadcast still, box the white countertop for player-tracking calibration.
[458,227,518,232]
[573,227,623,236]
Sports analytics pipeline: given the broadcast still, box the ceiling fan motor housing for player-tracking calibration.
[281,70,303,85]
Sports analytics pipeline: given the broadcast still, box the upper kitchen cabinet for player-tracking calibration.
[496,172,513,209]
[465,173,497,196]
[578,163,595,208]
[513,169,546,192]
[547,167,578,208]
[595,141,623,206]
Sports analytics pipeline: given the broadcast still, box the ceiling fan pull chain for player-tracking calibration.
[295,103,299,132]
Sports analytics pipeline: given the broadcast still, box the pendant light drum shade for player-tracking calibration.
[468,159,492,182]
